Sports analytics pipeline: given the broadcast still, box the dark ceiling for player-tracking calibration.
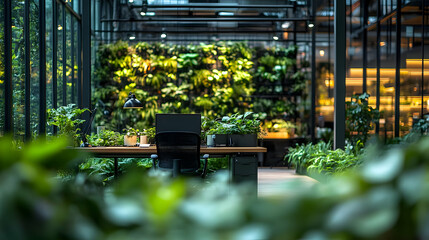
[94,0,312,43]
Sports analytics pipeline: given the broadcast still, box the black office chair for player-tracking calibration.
[151,131,209,178]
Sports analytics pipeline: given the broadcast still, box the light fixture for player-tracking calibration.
[380,41,386,47]
[281,22,291,29]
[319,49,325,57]
[140,12,155,16]
[273,36,279,41]
[58,25,63,30]
[161,33,167,39]
[325,79,330,87]
[128,0,134,3]
[218,12,234,16]
[129,35,136,40]
[308,23,314,28]
[123,92,143,109]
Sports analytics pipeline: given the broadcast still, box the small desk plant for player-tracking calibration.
[87,130,123,146]
[123,127,139,146]
[207,112,263,147]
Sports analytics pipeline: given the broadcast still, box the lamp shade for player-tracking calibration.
[123,92,143,109]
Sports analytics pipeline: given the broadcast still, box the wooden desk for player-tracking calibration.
[77,146,267,182]
[78,146,266,157]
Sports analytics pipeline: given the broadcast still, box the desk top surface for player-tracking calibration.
[76,146,267,154]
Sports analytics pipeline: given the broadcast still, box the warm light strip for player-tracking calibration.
[345,77,392,86]
[406,59,429,68]
[349,68,429,78]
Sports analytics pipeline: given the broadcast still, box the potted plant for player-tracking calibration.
[145,127,156,144]
[140,129,148,145]
[87,130,123,146]
[123,127,139,146]
[207,112,262,147]
[47,104,89,146]
[203,117,227,147]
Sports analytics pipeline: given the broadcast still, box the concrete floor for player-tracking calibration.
[258,168,318,197]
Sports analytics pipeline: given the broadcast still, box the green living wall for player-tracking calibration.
[93,41,309,132]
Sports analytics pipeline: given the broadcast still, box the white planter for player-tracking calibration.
[140,135,148,144]
[124,135,137,146]
[207,135,214,147]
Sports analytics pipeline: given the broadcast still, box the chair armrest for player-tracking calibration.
[151,154,158,170]
[201,154,209,178]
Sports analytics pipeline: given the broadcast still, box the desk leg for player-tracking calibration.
[114,158,118,178]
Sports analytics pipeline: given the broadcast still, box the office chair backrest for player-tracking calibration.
[155,131,201,172]
[156,114,201,135]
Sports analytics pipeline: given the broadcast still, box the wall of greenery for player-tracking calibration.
[93,41,309,132]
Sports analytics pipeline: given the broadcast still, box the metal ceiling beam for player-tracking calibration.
[101,17,309,22]
[131,4,295,9]
[96,38,298,42]
[93,29,308,33]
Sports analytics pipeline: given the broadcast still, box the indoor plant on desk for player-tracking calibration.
[123,127,139,146]
[207,112,263,147]
[87,130,123,146]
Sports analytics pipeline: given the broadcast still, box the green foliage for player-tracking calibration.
[286,141,332,174]
[123,127,139,136]
[93,41,306,132]
[79,158,152,183]
[206,157,229,172]
[47,104,89,146]
[346,93,380,145]
[207,112,262,136]
[145,127,156,144]
[87,130,123,146]
[286,141,361,176]
[3,136,429,239]
[401,117,429,143]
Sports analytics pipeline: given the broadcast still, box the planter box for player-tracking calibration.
[228,134,257,147]
[207,134,228,147]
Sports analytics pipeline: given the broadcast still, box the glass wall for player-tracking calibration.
[0,0,85,140]
[316,0,429,139]
[12,0,25,141]
[0,0,4,137]
[30,0,40,138]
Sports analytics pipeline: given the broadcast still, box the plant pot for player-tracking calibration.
[208,134,228,147]
[207,135,215,147]
[228,134,257,147]
[124,135,137,146]
[140,135,148,144]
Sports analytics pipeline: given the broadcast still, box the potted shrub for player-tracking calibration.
[204,117,227,147]
[123,127,139,146]
[208,112,262,147]
[145,127,156,144]
[87,130,123,146]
